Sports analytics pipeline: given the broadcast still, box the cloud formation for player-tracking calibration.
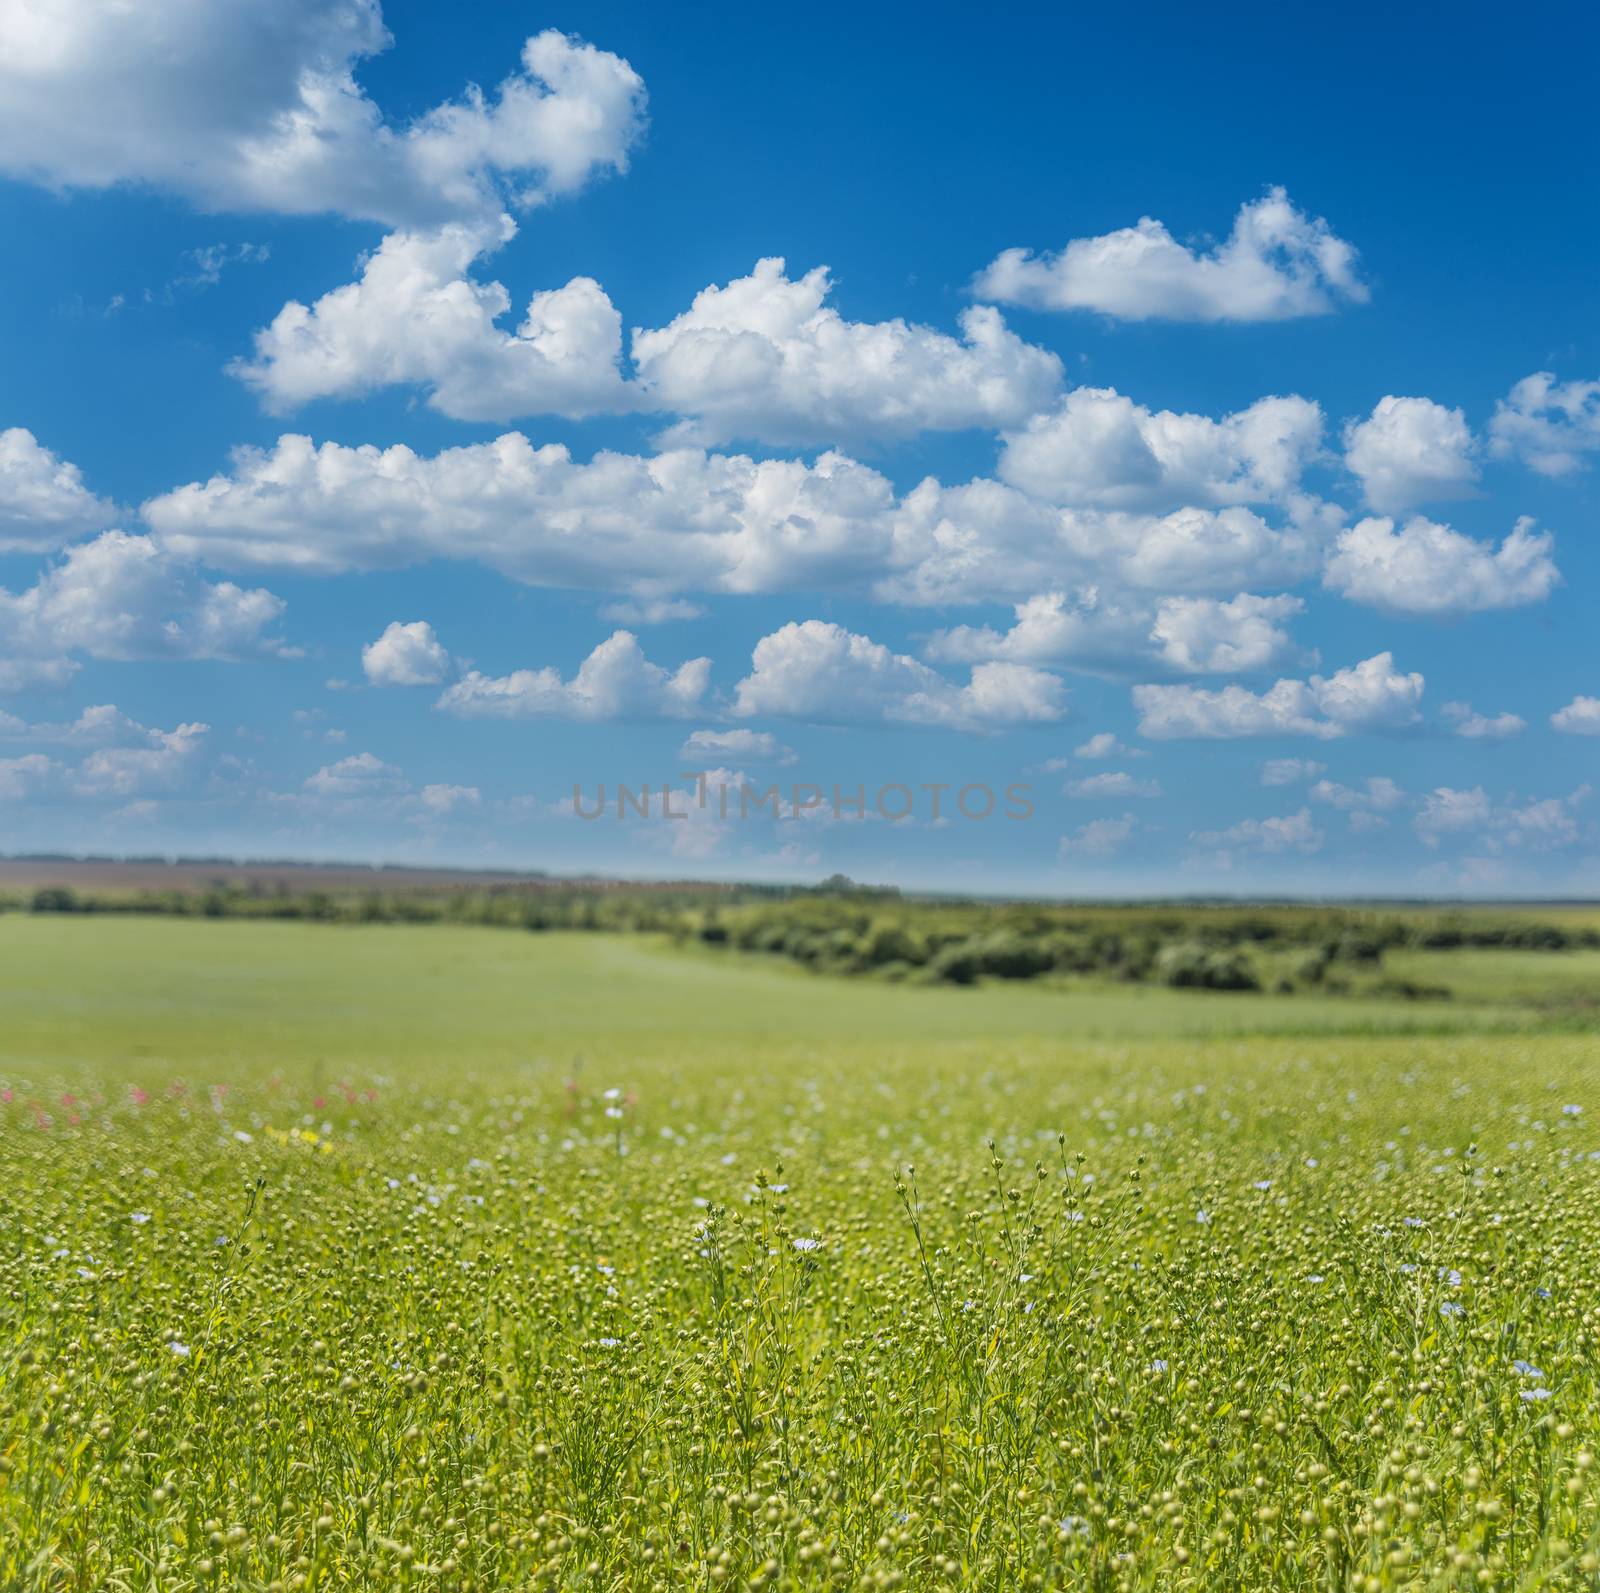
[1343,396,1477,512]
[732,620,1065,731]
[363,620,453,686]
[437,630,709,721]
[0,428,117,552]
[1489,373,1600,476]
[974,188,1367,322]
[1322,516,1558,615]
[0,12,646,228]
[1134,653,1424,740]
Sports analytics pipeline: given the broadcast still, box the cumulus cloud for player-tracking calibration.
[74,721,210,797]
[1413,786,1492,845]
[1059,814,1138,857]
[0,752,54,800]
[0,530,291,687]
[1064,771,1162,799]
[1150,593,1303,674]
[926,589,1303,676]
[1193,807,1323,855]
[732,620,1065,732]
[232,220,633,417]
[438,630,709,721]
[1442,702,1525,739]
[0,13,646,228]
[303,750,406,797]
[1134,652,1424,740]
[417,783,480,814]
[631,257,1062,447]
[998,389,1322,510]
[1260,757,1325,786]
[1309,776,1405,811]
[1551,696,1600,735]
[1075,732,1143,760]
[1489,373,1600,476]
[143,431,1323,605]
[679,728,796,765]
[974,188,1367,323]
[1343,396,1478,512]
[0,428,116,551]
[1322,515,1559,615]
[362,620,452,686]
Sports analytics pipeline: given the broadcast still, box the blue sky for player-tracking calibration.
[0,0,1595,895]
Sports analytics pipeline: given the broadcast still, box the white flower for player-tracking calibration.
[1520,1387,1552,1402]
[602,1087,623,1101]
[233,1130,253,1143]
[1440,1302,1465,1318]
[1563,1104,1582,1116]
[792,1237,822,1253]
[1148,1358,1169,1373]
[130,1211,150,1225]
[598,1336,621,1348]
[1252,1180,1272,1191]
[1307,1274,1325,1284]
[1195,1209,1210,1225]
[1513,1360,1545,1378]
[170,1341,191,1358]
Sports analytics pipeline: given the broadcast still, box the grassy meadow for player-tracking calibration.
[2,913,1599,1589]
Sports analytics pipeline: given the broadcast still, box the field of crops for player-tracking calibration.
[3,917,1599,1590]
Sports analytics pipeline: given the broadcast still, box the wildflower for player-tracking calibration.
[130,1211,150,1225]
[1253,1180,1272,1191]
[1404,1217,1425,1228]
[602,1088,623,1101]
[1520,1388,1552,1402]
[1148,1358,1169,1372]
[1439,1268,1462,1287]
[170,1342,191,1358]
[792,1237,822,1253]
[1195,1209,1210,1225]
[1563,1104,1582,1116]
[597,1337,621,1348]
[1440,1302,1465,1318]
[1307,1274,1325,1283]
[233,1130,253,1143]
[1513,1360,1545,1378]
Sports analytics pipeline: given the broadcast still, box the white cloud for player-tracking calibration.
[679,728,796,765]
[0,14,646,228]
[1489,373,1600,476]
[0,530,290,686]
[974,188,1367,322]
[1064,771,1161,799]
[1059,813,1138,857]
[74,721,209,797]
[631,257,1062,447]
[1322,515,1559,615]
[924,589,1151,670]
[1413,786,1492,845]
[417,783,480,814]
[599,597,704,625]
[438,630,709,721]
[1343,397,1477,512]
[2,703,186,747]
[232,220,633,417]
[1075,732,1142,760]
[1193,807,1323,855]
[925,590,1302,676]
[304,751,406,797]
[0,428,116,551]
[1150,593,1303,674]
[0,753,54,800]
[1134,652,1424,740]
[1260,757,1324,786]
[1309,776,1406,811]
[998,389,1322,509]
[142,431,1324,605]
[732,620,1065,731]
[1442,702,1525,739]
[1551,696,1600,735]
[1415,784,1589,852]
[362,619,452,686]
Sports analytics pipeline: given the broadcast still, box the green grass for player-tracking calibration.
[2,917,1599,1591]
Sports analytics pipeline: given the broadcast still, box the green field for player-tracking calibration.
[3,917,1599,1590]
